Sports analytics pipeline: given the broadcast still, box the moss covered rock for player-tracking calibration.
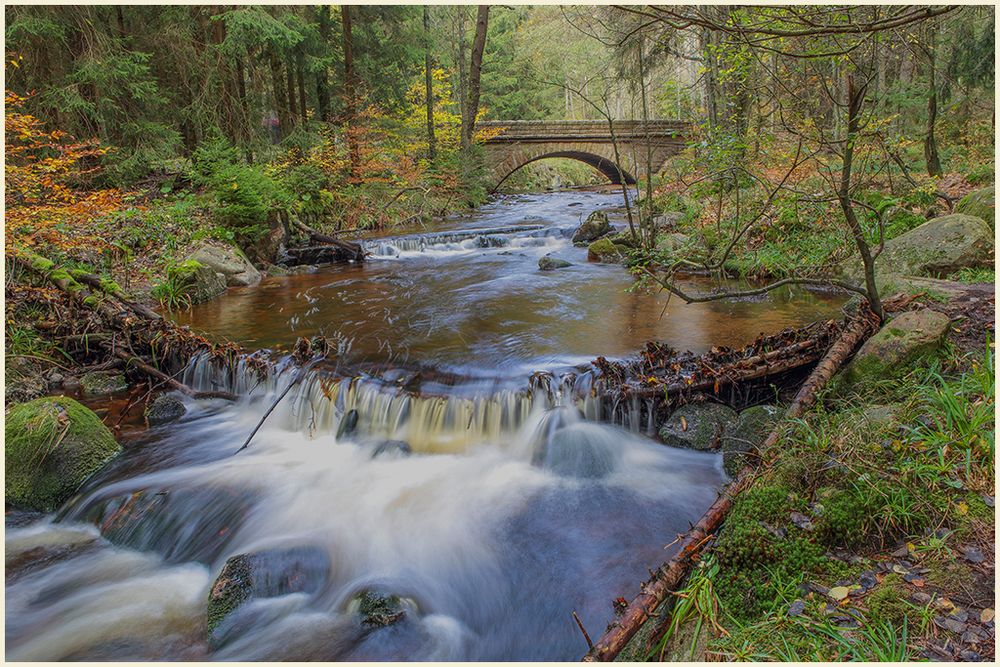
[721,404,782,476]
[571,210,612,244]
[538,254,572,271]
[5,396,121,511]
[187,242,262,287]
[80,371,128,395]
[659,402,737,451]
[207,545,330,639]
[832,308,951,394]
[587,237,628,263]
[347,589,414,627]
[955,186,994,229]
[870,213,994,277]
[171,259,227,304]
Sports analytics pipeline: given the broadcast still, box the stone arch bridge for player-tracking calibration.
[477,120,691,191]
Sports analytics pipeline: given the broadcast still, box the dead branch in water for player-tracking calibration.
[581,304,880,662]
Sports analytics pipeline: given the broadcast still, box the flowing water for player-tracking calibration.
[5,189,845,661]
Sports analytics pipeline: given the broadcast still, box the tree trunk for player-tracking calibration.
[456,7,469,139]
[924,24,943,177]
[286,57,298,125]
[315,5,332,122]
[296,50,308,123]
[342,4,359,175]
[461,5,489,150]
[837,75,884,321]
[424,5,437,161]
[271,54,290,139]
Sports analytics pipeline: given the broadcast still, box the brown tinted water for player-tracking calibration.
[172,190,844,377]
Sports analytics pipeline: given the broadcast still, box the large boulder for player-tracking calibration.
[658,402,738,451]
[872,214,994,278]
[538,254,572,271]
[955,186,994,229]
[721,404,782,476]
[207,546,330,638]
[5,396,121,511]
[832,308,951,393]
[652,211,686,231]
[171,260,227,304]
[187,242,262,287]
[571,210,612,244]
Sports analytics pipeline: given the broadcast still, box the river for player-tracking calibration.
[5,189,844,661]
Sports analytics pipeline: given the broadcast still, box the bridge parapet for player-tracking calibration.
[478,120,691,144]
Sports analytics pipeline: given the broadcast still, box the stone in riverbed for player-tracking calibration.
[5,396,121,511]
[187,242,262,287]
[538,254,572,271]
[207,546,331,639]
[170,259,227,304]
[346,589,415,627]
[659,402,738,451]
[571,210,612,244]
[144,394,186,426]
[587,237,629,263]
[831,308,951,394]
[80,371,128,395]
[371,440,412,459]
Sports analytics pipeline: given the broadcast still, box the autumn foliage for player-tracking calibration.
[5,92,132,255]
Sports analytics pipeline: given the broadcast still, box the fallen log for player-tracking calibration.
[14,249,246,398]
[581,304,880,662]
[290,219,366,262]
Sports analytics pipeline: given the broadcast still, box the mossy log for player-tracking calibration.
[581,304,880,662]
[14,249,239,401]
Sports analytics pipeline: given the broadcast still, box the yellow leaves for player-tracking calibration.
[956,501,969,516]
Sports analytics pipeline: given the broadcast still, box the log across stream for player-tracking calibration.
[6,190,852,661]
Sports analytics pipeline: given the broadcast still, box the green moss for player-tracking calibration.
[169,259,204,282]
[587,237,624,262]
[5,396,121,511]
[815,488,871,548]
[82,295,99,307]
[80,372,128,395]
[207,554,253,636]
[864,574,911,626]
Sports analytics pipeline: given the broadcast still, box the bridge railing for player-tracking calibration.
[478,119,690,143]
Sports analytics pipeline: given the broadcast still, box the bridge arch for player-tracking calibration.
[492,150,636,192]
[478,120,691,193]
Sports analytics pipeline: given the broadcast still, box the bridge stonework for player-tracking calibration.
[478,120,691,191]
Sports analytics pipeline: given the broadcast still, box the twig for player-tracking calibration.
[573,611,595,651]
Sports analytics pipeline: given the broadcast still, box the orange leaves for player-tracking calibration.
[5,92,127,254]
